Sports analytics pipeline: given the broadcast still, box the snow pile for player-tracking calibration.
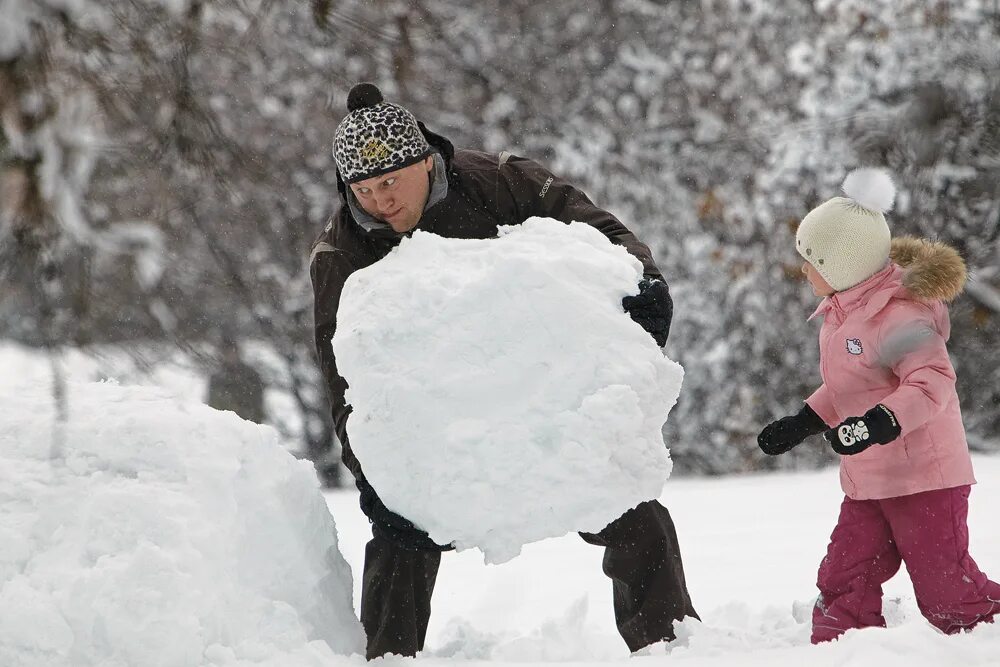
[0,379,363,666]
[334,217,683,563]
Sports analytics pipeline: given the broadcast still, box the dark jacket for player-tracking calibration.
[310,126,666,545]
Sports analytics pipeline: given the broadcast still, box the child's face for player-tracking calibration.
[802,261,835,297]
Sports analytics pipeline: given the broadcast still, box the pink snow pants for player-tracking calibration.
[812,485,1000,643]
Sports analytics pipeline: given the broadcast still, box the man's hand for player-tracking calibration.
[622,278,673,347]
[824,404,901,456]
[757,404,827,456]
[358,478,454,552]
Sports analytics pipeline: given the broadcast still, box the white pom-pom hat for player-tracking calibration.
[796,168,896,291]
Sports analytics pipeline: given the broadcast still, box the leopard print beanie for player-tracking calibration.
[332,83,432,184]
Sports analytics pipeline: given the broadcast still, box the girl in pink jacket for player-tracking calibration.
[757,168,1000,643]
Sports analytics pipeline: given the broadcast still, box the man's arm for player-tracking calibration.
[495,154,663,280]
[309,240,364,480]
[310,233,454,551]
[494,153,674,344]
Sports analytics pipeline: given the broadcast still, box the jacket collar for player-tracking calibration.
[808,263,902,322]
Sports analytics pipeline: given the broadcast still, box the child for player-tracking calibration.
[757,168,1000,643]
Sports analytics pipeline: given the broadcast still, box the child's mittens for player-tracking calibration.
[824,404,901,455]
[757,404,828,455]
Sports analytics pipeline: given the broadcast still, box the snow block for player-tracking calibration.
[334,217,683,563]
[0,380,363,666]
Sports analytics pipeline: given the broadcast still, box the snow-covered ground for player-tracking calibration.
[326,455,1000,665]
[4,341,1000,665]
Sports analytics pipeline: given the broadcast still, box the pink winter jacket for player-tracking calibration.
[804,237,975,500]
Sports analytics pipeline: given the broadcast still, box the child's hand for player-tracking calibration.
[824,404,901,455]
[757,404,827,455]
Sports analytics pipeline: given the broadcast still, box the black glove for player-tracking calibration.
[357,478,454,552]
[757,404,827,456]
[622,278,673,347]
[824,404,901,456]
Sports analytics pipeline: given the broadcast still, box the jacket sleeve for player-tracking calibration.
[310,234,452,549]
[309,241,365,481]
[496,154,664,281]
[805,383,839,427]
[876,317,957,436]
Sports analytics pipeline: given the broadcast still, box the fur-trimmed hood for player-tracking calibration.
[890,236,967,302]
[809,236,966,323]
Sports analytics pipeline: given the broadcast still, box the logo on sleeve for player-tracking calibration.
[539,176,554,198]
[846,338,863,355]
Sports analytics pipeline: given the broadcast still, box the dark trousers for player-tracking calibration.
[360,500,699,659]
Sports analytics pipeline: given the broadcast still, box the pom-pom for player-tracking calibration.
[842,168,896,214]
[347,82,383,112]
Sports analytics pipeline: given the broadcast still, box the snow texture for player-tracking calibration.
[333,217,684,564]
[0,0,109,60]
[325,456,1000,665]
[0,345,997,666]
[0,378,363,666]
[842,167,897,214]
[0,0,34,59]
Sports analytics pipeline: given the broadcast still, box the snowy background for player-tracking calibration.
[3,1,1000,664]
[3,0,999,477]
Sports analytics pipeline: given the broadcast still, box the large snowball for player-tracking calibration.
[0,379,363,666]
[334,217,683,564]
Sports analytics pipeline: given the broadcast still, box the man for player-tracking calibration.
[310,83,697,659]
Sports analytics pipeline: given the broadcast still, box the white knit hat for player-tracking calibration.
[796,168,896,291]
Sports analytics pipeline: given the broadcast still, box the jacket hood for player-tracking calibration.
[890,236,967,302]
[808,236,966,323]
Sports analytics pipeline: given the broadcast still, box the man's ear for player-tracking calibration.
[424,155,434,172]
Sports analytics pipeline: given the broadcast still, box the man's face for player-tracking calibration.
[349,156,434,233]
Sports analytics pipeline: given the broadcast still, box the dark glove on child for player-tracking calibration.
[622,278,673,347]
[757,404,827,456]
[824,404,901,456]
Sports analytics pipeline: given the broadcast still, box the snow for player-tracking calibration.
[0,0,34,60]
[326,455,1000,665]
[0,0,109,61]
[0,342,310,456]
[333,218,683,563]
[1,343,999,665]
[0,377,363,666]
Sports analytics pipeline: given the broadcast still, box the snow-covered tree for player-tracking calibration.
[3,0,997,475]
